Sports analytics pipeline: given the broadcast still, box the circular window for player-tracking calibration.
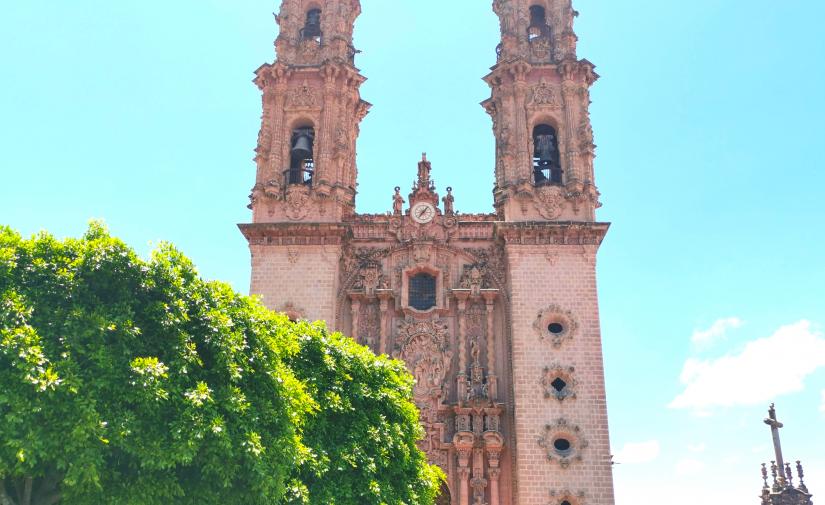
[548,322,565,335]
[553,438,572,455]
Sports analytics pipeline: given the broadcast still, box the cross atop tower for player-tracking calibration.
[764,403,786,482]
[759,404,813,505]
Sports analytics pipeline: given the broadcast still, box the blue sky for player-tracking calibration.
[2,1,824,503]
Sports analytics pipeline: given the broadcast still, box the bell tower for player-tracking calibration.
[249,0,370,223]
[484,0,600,222]
[241,1,617,503]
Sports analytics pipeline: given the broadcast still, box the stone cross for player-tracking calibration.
[764,403,786,485]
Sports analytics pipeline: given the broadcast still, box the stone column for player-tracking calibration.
[269,69,289,183]
[458,466,470,505]
[349,296,361,344]
[317,65,340,186]
[483,291,498,400]
[455,294,469,401]
[377,292,392,355]
[489,468,500,505]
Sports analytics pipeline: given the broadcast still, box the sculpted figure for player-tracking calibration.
[392,186,405,216]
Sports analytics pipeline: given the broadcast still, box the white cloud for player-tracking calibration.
[691,317,743,346]
[675,458,705,476]
[671,321,825,411]
[688,443,706,453]
[614,440,661,465]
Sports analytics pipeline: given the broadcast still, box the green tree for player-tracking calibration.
[0,224,440,505]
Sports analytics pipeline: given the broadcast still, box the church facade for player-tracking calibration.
[239,1,615,504]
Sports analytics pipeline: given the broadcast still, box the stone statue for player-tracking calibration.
[442,187,455,216]
[392,186,405,216]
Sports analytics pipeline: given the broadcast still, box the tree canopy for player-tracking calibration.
[0,223,441,505]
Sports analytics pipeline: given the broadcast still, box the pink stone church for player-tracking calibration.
[239,1,615,503]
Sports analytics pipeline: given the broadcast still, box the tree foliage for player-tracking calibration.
[0,223,440,505]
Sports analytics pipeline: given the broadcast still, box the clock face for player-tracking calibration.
[411,202,436,224]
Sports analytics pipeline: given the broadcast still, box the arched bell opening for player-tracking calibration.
[287,126,315,186]
[532,124,562,185]
[300,8,323,42]
[528,4,551,41]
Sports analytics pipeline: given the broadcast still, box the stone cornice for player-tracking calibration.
[238,223,349,246]
[494,222,609,246]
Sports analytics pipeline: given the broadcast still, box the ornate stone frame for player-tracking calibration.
[540,363,578,402]
[549,490,586,505]
[533,304,578,348]
[538,419,589,468]
[401,264,445,315]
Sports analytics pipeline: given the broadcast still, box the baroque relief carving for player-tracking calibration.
[285,185,311,221]
[289,80,318,108]
[538,419,589,468]
[549,490,586,505]
[393,317,453,467]
[533,305,578,348]
[534,185,566,220]
[530,79,562,108]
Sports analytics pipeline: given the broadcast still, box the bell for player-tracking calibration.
[291,132,313,162]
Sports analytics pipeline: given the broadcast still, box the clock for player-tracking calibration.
[411,202,436,224]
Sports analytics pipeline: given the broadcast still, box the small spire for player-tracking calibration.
[797,461,809,493]
[761,463,769,490]
[422,152,427,162]
[771,461,781,492]
[785,462,794,487]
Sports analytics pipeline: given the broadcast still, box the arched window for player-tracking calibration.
[528,5,550,40]
[301,8,322,41]
[409,273,437,311]
[533,124,562,185]
[288,127,314,185]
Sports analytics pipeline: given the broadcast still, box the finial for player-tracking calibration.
[785,462,794,487]
[771,462,784,492]
[422,152,427,162]
[797,461,809,492]
[761,463,769,489]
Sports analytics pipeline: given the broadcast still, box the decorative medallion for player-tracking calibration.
[533,305,578,348]
[549,490,586,505]
[538,419,589,468]
[540,364,578,401]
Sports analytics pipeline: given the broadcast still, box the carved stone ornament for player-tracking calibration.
[549,490,586,505]
[533,305,578,348]
[393,318,453,467]
[534,185,565,220]
[538,419,589,468]
[289,80,318,108]
[393,318,453,405]
[540,364,578,401]
[284,185,311,221]
[530,80,561,108]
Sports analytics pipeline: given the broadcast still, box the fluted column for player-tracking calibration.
[378,292,392,355]
[455,294,469,401]
[349,297,361,344]
[483,291,498,400]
